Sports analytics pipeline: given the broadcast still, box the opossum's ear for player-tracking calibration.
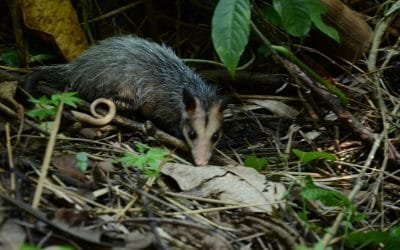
[182,88,197,112]
[217,96,230,113]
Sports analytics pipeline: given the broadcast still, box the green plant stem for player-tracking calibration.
[271,45,347,104]
[250,21,346,104]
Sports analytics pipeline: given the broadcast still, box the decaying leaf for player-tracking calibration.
[113,231,155,250]
[0,219,26,250]
[161,164,286,213]
[52,154,93,187]
[55,208,91,227]
[0,81,24,119]
[246,99,300,119]
[22,0,88,61]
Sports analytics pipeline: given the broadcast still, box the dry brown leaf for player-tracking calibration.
[52,154,93,187]
[246,99,300,119]
[0,219,26,250]
[79,127,99,140]
[0,81,24,119]
[54,208,91,227]
[112,232,155,250]
[161,164,286,213]
[91,160,115,187]
[22,0,88,61]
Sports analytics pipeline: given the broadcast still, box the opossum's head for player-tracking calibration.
[181,88,226,166]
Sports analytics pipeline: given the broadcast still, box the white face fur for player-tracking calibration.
[182,91,224,166]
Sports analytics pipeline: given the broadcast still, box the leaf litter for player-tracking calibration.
[0,1,400,249]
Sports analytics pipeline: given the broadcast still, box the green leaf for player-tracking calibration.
[115,145,169,178]
[212,0,251,77]
[116,153,140,167]
[302,187,350,207]
[134,157,147,170]
[302,176,351,208]
[27,92,82,121]
[244,155,268,171]
[391,227,400,237]
[51,92,81,107]
[60,92,82,108]
[305,0,340,42]
[292,149,335,164]
[29,96,50,105]
[0,49,20,67]
[147,147,169,161]
[262,6,283,27]
[29,53,58,64]
[273,0,312,38]
[135,144,147,153]
[76,152,88,172]
[26,107,56,120]
[20,243,41,250]
[257,45,272,58]
[345,227,400,250]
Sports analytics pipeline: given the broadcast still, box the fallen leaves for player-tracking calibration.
[22,0,87,61]
[161,163,286,213]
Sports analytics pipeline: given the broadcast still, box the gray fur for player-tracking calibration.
[37,36,221,135]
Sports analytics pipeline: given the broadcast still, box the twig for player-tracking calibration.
[89,0,145,22]
[5,123,16,197]
[0,192,116,247]
[32,100,64,209]
[320,132,384,248]
[0,102,49,136]
[365,0,400,219]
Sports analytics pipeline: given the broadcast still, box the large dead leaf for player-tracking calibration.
[52,154,93,188]
[22,0,88,61]
[0,81,24,119]
[161,164,286,213]
[0,219,26,250]
[246,99,299,119]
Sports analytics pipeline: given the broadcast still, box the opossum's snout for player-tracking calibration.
[182,89,224,166]
[192,145,212,166]
[190,134,221,165]
[187,129,221,166]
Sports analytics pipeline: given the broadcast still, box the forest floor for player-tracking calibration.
[0,0,400,249]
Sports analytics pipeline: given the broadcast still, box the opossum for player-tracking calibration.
[23,36,226,166]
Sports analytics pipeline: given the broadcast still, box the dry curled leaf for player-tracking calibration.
[161,163,286,213]
[22,0,88,61]
[0,219,26,250]
[52,154,93,187]
[0,81,24,119]
[246,99,300,119]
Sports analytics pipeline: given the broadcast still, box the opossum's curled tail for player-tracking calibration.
[22,36,226,166]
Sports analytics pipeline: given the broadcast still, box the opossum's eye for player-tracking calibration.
[211,132,220,142]
[188,130,197,140]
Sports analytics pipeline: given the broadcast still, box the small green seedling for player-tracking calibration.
[27,92,82,121]
[299,176,364,238]
[301,176,351,208]
[20,243,74,250]
[244,155,268,171]
[293,148,336,164]
[115,144,169,177]
[76,152,88,172]
[345,226,400,250]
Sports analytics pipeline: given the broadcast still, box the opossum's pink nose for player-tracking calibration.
[193,152,211,166]
[194,158,208,166]
[192,144,212,166]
